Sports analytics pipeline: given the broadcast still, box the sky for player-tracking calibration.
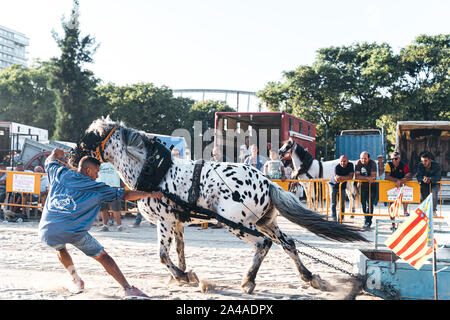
[1,0,449,96]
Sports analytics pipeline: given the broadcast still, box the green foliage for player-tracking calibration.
[0,63,57,136]
[95,83,195,135]
[50,0,100,141]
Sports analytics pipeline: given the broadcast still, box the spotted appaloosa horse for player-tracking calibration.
[69,117,367,294]
[279,138,358,214]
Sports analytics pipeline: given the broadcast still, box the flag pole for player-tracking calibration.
[429,195,438,300]
[433,245,438,300]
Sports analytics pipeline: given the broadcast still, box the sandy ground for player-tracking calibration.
[0,204,448,301]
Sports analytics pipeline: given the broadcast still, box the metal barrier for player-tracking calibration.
[0,170,47,220]
[272,179,330,217]
[337,179,447,223]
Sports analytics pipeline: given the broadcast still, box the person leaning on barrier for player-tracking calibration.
[384,151,412,216]
[355,151,377,230]
[416,152,441,216]
[38,148,163,299]
[330,155,354,222]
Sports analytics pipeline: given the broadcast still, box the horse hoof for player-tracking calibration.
[166,275,180,285]
[187,270,199,284]
[241,281,256,294]
[199,279,215,293]
[310,275,333,291]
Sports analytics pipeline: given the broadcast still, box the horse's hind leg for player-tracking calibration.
[158,219,199,286]
[258,219,330,291]
[239,235,273,294]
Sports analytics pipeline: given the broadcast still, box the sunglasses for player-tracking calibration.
[391,157,399,160]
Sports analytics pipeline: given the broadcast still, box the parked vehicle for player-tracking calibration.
[214,112,316,162]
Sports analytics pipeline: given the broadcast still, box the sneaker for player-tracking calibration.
[363,222,371,230]
[131,222,140,228]
[404,212,410,217]
[98,225,109,232]
[124,285,150,300]
[117,225,124,232]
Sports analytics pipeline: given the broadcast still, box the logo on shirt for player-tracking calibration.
[50,194,77,212]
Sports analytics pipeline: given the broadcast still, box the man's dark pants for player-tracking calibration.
[331,182,347,220]
[420,183,439,214]
[360,183,377,227]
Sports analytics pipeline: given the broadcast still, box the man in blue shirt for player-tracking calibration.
[38,148,163,299]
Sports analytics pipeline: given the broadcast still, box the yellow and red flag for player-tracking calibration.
[384,194,437,270]
[389,186,404,219]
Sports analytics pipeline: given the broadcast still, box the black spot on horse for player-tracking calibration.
[260,194,265,206]
[232,177,244,186]
[232,191,242,202]
[253,193,259,206]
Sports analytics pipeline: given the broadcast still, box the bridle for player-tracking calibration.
[71,125,118,163]
[279,140,296,158]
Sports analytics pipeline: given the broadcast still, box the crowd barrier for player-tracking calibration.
[336,179,447,223]
[271,179,330,216]
[0,170,47,220]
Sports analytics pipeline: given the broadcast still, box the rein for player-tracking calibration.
[95,126,118,162]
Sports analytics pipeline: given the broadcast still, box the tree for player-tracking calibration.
[258,42,400,159]
[395,34,450,121]
[95,83,194,135]
[50,0,100,141]
[0,63,57,135]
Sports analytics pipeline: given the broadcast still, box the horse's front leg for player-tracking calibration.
[157,219,199,286]
[174,221,186,272]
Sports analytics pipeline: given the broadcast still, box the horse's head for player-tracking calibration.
[68,117,115,167]
[279,138,296,158]
[68,116,146,168]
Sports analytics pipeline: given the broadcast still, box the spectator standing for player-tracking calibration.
[210,147,231,162]
[0,163,6,217]
[171,148,181,159]
[244,144,267,171]
[416,152,441,215]
[96,162,123,232]
[239,137,250,163]
[384,152,412,216]
[355,151,377,229]
[38,148,163,299]
[263,150,286,180]
[34,166,49,207]
[330,155,354,222]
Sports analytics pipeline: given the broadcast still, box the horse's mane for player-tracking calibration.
[86,116,124,137]
[87,116,152,164]
[293,143,311,163]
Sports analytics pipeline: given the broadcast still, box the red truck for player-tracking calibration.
[214,112,316,162]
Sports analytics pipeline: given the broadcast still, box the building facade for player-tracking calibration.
[0,25,29,71]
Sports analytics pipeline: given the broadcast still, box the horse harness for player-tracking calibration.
[164,159,265,238]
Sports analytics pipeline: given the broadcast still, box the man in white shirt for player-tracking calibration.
[96,162,124,231]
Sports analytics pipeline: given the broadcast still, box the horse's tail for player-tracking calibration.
[269,183,368,243]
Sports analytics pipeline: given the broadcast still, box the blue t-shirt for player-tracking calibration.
[38,161,124,246]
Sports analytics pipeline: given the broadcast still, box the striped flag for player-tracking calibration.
[389,186,404,219]
[384,194,437,270]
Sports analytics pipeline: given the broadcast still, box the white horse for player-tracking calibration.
[279,139,357,215]
[69,117,366,294]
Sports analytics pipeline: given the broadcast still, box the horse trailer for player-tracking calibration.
[214,112,316,162]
